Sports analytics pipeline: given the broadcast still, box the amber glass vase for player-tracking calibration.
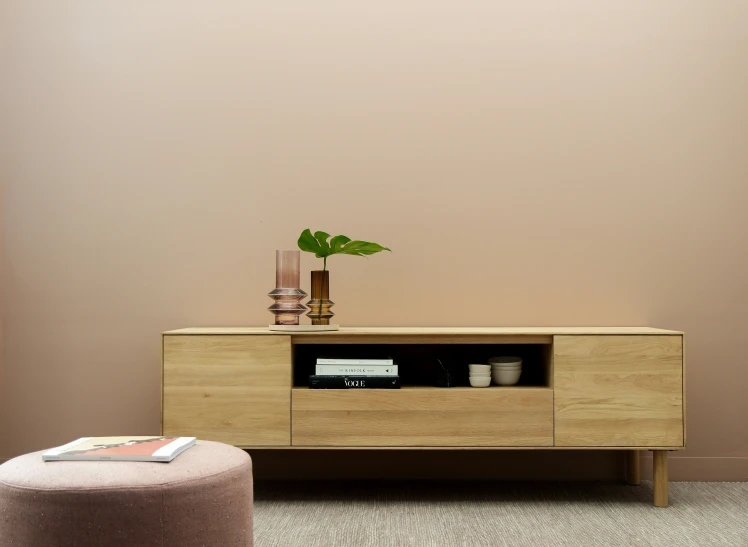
[306,270,334,325]
[267,250,307,325]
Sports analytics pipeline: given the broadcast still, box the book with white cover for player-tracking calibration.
[316,358,394,365]
[42,436,196,462]
[316,364,398,376]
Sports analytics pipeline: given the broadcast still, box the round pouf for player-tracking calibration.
[0,440,253,546]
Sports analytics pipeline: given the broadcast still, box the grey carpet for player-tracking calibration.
[254,480,748,547]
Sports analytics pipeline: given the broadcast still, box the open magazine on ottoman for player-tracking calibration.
[42,436,196,462]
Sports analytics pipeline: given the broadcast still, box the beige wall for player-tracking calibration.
[2,2,747,479]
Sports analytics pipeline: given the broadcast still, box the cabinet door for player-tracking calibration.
[163,335,291,446]
[554,335,683,447]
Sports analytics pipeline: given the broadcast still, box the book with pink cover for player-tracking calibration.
[42,436,196,462]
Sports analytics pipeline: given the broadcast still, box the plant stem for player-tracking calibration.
[319,257,327,319]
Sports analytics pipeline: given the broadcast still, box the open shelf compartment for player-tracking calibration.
[293,342,553,389]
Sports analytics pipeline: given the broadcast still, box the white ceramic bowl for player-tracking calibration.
[468,364,491,373]
[492,368,522,385]
[469,376,491,387]
[491,365,522,371]
[469,371,491,377]
[488,356,523,366]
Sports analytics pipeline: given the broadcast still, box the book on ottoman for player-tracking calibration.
[42,436,196,462]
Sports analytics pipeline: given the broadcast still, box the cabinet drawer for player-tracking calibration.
[292,387,553,447]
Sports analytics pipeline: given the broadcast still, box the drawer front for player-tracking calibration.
[554,335,684,447]
[292,388,553,447]
[163,335,291,446]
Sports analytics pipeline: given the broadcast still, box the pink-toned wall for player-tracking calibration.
[2,2,747,479]
[1,179,5,462]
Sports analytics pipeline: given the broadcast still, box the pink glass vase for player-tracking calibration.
[267,250,307,325]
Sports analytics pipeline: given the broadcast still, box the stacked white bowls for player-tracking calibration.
[468,364,491,387]
[488,356,523,385]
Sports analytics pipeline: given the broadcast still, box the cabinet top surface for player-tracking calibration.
[162,326,683,335]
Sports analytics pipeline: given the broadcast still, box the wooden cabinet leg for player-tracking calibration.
[653,450,668,507]
[626,450,640,485]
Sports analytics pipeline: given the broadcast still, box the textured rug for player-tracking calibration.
[254,480,748,547]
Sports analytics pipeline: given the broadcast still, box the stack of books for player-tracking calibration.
[309,357,401,389]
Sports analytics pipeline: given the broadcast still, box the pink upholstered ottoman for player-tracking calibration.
[0,440,253,546]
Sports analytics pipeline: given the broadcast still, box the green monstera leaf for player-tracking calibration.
[298,229,391,269]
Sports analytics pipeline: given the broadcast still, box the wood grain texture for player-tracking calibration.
[160,334,164,435]
[626,450,641,485]
[682,334,687,447]
[163,335,292,445]
[164,326,683,335]
[554,336,684,447]
[163,386,290,446]
[232,445,686,450]
[292,387,553,447]
[294,334,553,345]
[653,450,669,507]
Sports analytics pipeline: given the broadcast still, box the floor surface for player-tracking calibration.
[254,480,748,547]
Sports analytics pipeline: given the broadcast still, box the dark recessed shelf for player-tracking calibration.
[292,343,552,389]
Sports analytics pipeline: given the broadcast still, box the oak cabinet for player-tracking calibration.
[161,327,684,506]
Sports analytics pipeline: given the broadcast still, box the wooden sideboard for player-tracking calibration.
[161,327,685,507]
